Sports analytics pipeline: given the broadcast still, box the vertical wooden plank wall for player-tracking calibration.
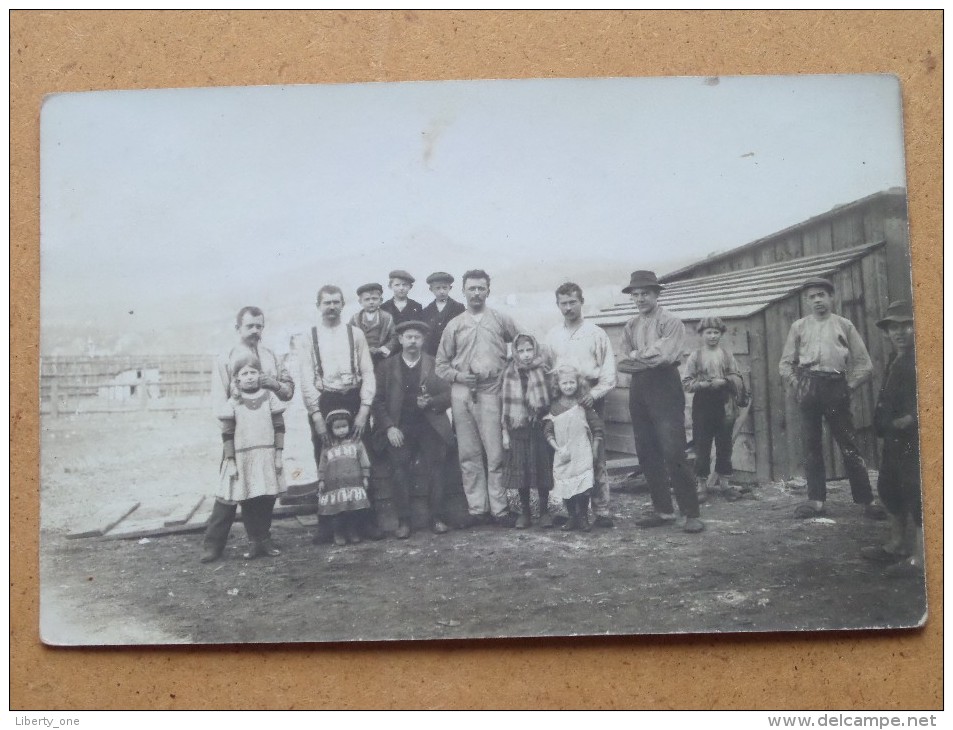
[764,293,803,480]
[747,314,773,484]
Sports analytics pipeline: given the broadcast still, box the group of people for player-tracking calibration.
[198,267,923,578]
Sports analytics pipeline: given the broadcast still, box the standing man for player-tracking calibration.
[381,270,424,328]
[618,271,704,534]
[779,277,884,520]
[373,321,454,538]
[861,301,922,575]
[420,271,466,357]
[298,285,376,468]
[544,282,617,527]
[203,306,295,563]
[436,269,519,527]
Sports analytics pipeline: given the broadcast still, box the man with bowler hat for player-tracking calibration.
[373,320,454,538]
[779,277,885,520]
[421,271,466,357]
[618,270,704,534]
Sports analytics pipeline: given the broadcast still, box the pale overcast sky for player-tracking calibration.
[40,75,907,353]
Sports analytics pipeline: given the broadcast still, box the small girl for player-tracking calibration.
[543,364,604,531]
[316,409,372,546]
[682,317,744,501]
[501,333,554,528]
[203,351,286,562]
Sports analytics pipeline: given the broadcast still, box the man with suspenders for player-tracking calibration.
[299,284,376,470]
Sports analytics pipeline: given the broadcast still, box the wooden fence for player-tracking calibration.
[40,355,213,416]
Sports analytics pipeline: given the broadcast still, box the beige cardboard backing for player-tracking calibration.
[11,10,942,709]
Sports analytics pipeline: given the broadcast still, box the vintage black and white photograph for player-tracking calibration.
[39,74,926,645]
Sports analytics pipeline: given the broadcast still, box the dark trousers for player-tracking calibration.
[629,365,700,519]
[798,375,873,504]
[692,390,734,477]
[306,389,362,467]
[877,435,922,526]
[202,495,277,553]
[388,420,447,523]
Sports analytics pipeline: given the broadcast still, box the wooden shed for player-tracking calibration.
[661,188,911,301]
[589,241,892,484]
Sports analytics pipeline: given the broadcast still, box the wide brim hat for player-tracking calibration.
[395,320,431,336]
[388,269,415,284]
[426,271,454,285]
[622,270,664,294]
[356,282,383,296]
[801,277,835,294]
[876,300,914,330]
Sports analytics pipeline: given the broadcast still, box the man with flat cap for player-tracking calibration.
[381,269,424,328]
[618,270,704,534]
[779,276,884,521]
[349,282,398,365]
[373,320,454,538]
[421,271,466,358]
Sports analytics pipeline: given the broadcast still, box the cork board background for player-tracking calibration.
[11,11,942,709]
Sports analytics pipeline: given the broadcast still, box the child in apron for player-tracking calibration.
[543,364,605,531]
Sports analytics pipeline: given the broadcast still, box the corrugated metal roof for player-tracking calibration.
[589,241,885,326]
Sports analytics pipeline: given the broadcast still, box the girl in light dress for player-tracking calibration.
[208,351,287,561]
[543,364,604,532]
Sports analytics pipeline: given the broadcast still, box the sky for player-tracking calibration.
[39,74,907,355]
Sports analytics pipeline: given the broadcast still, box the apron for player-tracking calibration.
[546,404,594,501]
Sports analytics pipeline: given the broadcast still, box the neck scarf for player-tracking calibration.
[501,333,549,428]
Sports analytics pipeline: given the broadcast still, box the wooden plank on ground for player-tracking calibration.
[163,495,205,526]
[101,520,208,541]
[66,502,140,539]
[295,514,319,527]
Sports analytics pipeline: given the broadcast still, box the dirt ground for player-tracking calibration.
[39,410,927,645]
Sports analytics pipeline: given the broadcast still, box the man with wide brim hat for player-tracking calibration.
[779,276,884,521]
[421,271,466,357]
[861,300,923,576]
[381,269,424,329]
[617,270,704,534]
[373,319,454,538]
[622,270,665,294]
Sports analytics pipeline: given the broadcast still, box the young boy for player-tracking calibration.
[421,271,466,357]
[682,316,744,502]
[381,269,423,328]
[348,283,398,365]
[861,301,923,576]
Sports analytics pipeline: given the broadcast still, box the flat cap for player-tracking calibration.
[356,282,383,296]
[395,320,431,336]
[801,277,835,294]
[426,271,454,285]
[388,270,415,284]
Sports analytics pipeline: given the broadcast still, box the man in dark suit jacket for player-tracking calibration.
[420,271,466,357]
[373,320,453,538]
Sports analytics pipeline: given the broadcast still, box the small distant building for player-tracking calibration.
[589,189,908,484]
[97,368,161,403]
